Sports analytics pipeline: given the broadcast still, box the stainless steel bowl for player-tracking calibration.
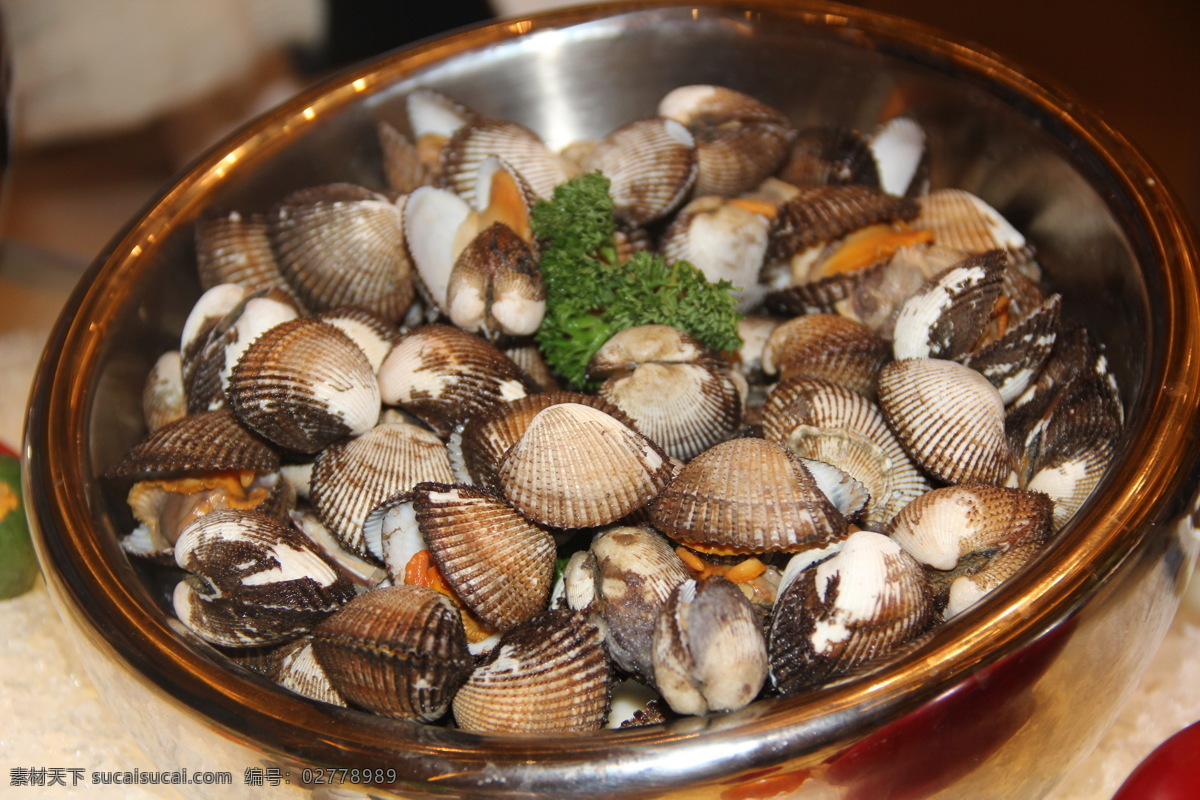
[24,2,1200,798]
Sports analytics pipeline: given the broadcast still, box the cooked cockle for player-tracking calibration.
[439,115,576,206]
[580,116,697,226]
[768,529,934,694]
[227,316,381,454]
[890,251,1006,362]
[885,484,1054,617]
[911,188,1036,272]
[172,508,357,648]
[761,313,890,399]
[376,120,435,195]
[452,608,610,733]
[314,306,400,374]
[194,210,292,297]
[241,635,348,707]
[108,407,290,561]
[651,575,768,715]
[311,584,473,722]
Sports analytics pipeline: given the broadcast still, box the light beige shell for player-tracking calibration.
[309,421,454,559]
[311,584,473,722]
[597,362,743,461]
[497,403,673,528]
[768,530,933,693]
[142,351,187,434]
[451,609,609,733]
[912,188,1033,263]
[761,313,890,398]
[441,118,574,204]
[885,485,1053,617]
[585,324,713,380]
[376,323,536,437]
[580,116,697,225]
[650,437,848,554]
[878,358,1015,486]
[377,120,434,194]
[227,317,381,454]
[413,482,557,631]
[268,183,414,322]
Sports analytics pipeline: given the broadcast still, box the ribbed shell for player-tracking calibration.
[142,350,187,433]
[451,609,610,733]
[778,125,880,189]
[172,508,356,648]
[885,485,1053,617]
[413,482,556,631]
[1025,438,1113,531]
[377,323,537,437]
[768,185,920,262]
[107,407,279,479]
[497,403,673,528]
[459,391,632,489]
[446,221,545,338]
[761,313,890,398]
[580,117,697,225]
[316,306,400,374]
[441,118,574,205]
[891,252,1005,361]
[878,359,1014,485]
[657,85,794,197]
[195,211,292,296]
[912,189,1033,262]
[268,183,414,322]
[650,437,848,553]
[311,584,473,722]
[273,636,348,707]
[651,576,768,715]
[180,283,253,413]
[309,422,453,560]
[377,120,433,194]
[768,530,933,693]
[963,293,1061,404]
[228,317,381,454]
[597,362,742,461]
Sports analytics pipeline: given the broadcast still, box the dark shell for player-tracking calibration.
[195,211,292,297]
[891,251,1007,362]
[963,293,1061,404]
[761,313,890,399]
[768,185,920,262]
[778,125,881,189]
[107,407,279,479]
[311,584,473,722]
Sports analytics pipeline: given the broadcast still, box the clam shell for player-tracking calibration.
[597,362,743,461]
[657,85,794,197]
[778,125,880,189]
[412,482,557,631]
[377,323,537,437]
[885,485,1053,616]
[497,403,673,528]
[459,391,632,490]
[195,211,292,297]
[659,195,772,312]
[652,576,768,715]
[315,306,400,374]
[309,422,454,560]
[228,317,381,454]
[180,283,254,413]
[1025,438,1114,531]
[650,437,848,554]
[268,183,414,322]
[142,350,187,433]
[762,377,930,529]
[446,221,546,338]
[580,117,697,225]
[502,344,560,392]
[768,185,920,262]
[878,358,1015,486]
[868,116,929,198]
[441,118,574,205]
[377,120,433,194]
[403,184,475,316]
[108,406,279,479]
[273,636,348,707]
[891,251,1006,361]
[586,324,713,380]
[451,608,610,733]
[768,530,933,693]
[311,584,473,722]
[963,293,1061,403]
[912,188,1033,263]
[761,313,890,398]
[173,508,356,648]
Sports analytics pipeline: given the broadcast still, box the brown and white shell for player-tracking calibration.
[962,292,1061,404]
[377,120,434,194]
[650,437,848,554]
[195,210,292,297]
[651,575,768,715]
[142,350,188,433]
[267,183,414,322]
[441,118,574,205]
[412,482,557,631]
[227,317,381,454]
[585,324,715,379]
[878,358,1015,486]
[497,403,673,529]
[172,508,356,648]
[885,484,1053,617]
[451,608,610,733]
[315,306,400,374]
[912,188,1034,264]
[446,221,546,339]
[271,636,348,707]
[768,530,933,693]
[778,125,881,189]
[767,184,921,263]
[761,313,890,399]
[376,323,537,437]
[580,116,697,225]
[311,584,473,722]
[867,116,929,198]
[309,421,454,559]
[890,252,1006,362]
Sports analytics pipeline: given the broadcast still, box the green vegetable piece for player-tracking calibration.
[531,172,742,388]
[0,452,39,599]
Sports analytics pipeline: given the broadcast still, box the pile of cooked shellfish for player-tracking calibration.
[107,83,1123,733]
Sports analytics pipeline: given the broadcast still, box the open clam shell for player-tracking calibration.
[452,608,610,733]
[311,584,473,722]
[227,317,381,454]
[768,530,934,693]
[497,403,673,529]
[441,118,574,205]
[412,482,557,631]
[912,188,1034,265]
[173,508,356,648]
[767,184,920,263]
[650,436,848,554]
